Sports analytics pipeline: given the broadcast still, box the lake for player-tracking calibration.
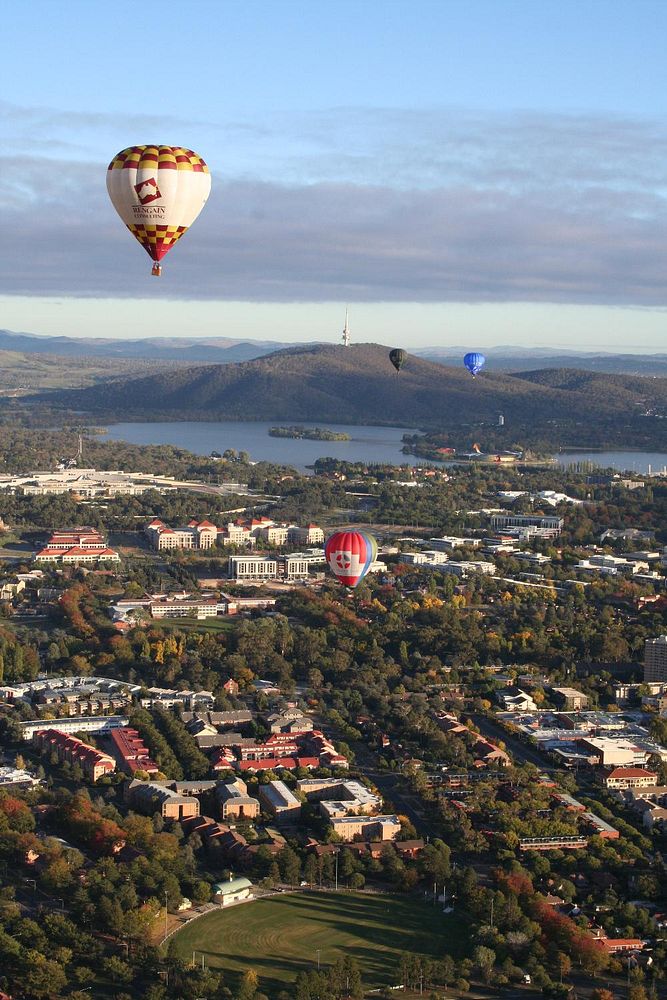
[98,420,421,472]
[556,451,667,475]
[97,422,667,475]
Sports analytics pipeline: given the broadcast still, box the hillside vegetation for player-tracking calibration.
[40,343,667,446]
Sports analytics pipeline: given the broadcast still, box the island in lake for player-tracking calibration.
[268,425,351,441]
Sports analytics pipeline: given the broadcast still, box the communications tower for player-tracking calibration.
[342,307,350,347]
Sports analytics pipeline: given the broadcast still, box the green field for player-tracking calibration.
[170,890,466,996]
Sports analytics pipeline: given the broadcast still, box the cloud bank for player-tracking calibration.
[1,102,666,304]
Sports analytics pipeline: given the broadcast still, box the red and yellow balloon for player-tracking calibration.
[106,145,211,275]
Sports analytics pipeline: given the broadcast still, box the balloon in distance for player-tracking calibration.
[463,352,486,377]
[107,145,211,276]
[389,348,408,372]
[325,530,378,588]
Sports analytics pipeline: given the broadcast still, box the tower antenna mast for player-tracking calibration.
[342,306,350,347]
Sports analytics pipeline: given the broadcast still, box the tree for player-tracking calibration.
[473,945,496,983]
[237,968,259,1000]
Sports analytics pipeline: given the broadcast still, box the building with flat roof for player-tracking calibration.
[18,715,129,741]
[645,636,667,683]
[297,777,381,816]
[257,780,301,821]
[228,555,279,582]
[552,687,589,711]
[490,513,563,535]
[330,814,401,842]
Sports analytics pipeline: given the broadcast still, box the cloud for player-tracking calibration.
[1,102,667,304]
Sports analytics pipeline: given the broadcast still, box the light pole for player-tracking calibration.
[164,890,169,940]
[334,850,339,891]
[316,949,321,971]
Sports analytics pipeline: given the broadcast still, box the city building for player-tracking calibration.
[0,766,40,789]
[440,560,496,578]
[0,468,184,498]
[126,779,200,820]
[34,528,120,565]
[645,636,667,683]
[228,555,279,582]
[145,518,219,550]
[257,780,301,821]
[18,715,130,741]
[552,687,589,711]
[604,767,658,790]
[109,727,159,775]
[490,514,563,535]
[329,814,401,842]
[149,595,224,619]
[297,778,382,817]
[428,536,480,551]
[216,778,260,820]
[34,729,116,781]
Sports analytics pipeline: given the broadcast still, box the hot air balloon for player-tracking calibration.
[464,352,486,377]
[107,146,211,276]
[325,530,378,587]
[389,348,407,372]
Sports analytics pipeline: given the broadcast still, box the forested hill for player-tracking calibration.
[42,343,667,431]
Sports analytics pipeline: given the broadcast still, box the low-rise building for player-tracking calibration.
[297,778,381,818]
[18,715,130,741]
[145,518,219,550]
[552,687,589,711]
[212,876,253,905]
[228,555,279,582]
[126,779,200,820]
[216,778,260,820]
[428,536,480,551]
[34,528,120,566]
[604,766,658,790]
[257,780,301,821]
[109,727,159,775]
[330,814,401,842]
[34,729,116,781]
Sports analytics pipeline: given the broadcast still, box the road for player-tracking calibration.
[470,712,554,770]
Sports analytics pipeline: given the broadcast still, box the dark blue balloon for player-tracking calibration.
[464,352,486,377]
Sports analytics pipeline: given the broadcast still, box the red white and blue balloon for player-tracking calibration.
[325,530,378,588]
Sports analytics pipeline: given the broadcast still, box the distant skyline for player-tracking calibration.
[2,0,667,351]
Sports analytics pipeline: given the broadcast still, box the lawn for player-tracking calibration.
[169,890,466,996]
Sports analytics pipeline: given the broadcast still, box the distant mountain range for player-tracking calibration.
[1,328,666,375]
[40,344,667,442]
[0,329,290,364]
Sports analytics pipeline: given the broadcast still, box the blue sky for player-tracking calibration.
[2,0,667,350]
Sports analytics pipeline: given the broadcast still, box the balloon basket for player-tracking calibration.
[151,263,162,277]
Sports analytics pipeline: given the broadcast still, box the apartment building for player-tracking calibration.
[216,778,260,820]
[145,518,219,551]
[109,727,159,775]
[19,715,129,741]
[34,528,120,565]
[34,729,116,781]
[126,779,200,820]
[150,596,223,619]
[330,814,401,842]
[645,636,667,682]
[258,780,302,821]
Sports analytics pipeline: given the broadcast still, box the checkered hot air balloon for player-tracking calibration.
[325,530,378,587]
[107,146,211,276]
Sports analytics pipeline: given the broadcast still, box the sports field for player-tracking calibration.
[170,890,465,995]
